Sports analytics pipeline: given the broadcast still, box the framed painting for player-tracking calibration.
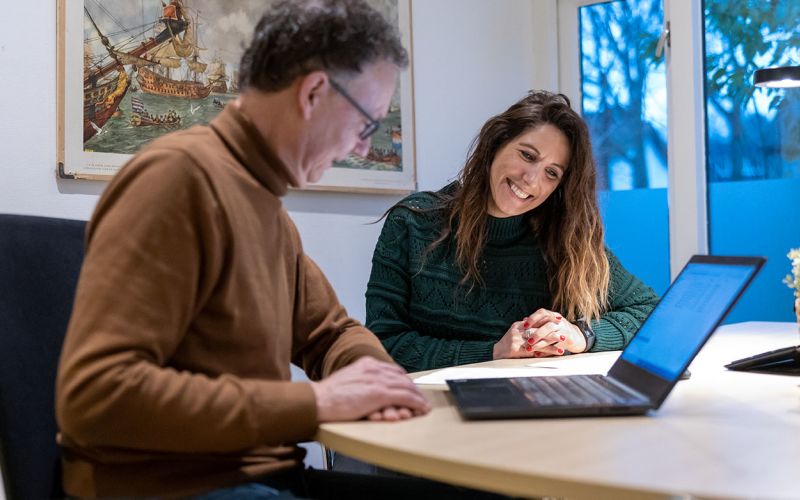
[57,0,416,193]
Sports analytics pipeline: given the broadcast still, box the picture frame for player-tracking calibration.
[57,0,416,194]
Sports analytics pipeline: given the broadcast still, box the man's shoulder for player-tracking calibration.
[117,126,231,184]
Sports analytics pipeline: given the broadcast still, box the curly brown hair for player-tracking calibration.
[426,90,610,321]
[238,0,408,92]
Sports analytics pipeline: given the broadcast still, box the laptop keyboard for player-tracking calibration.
[513,375,646,407]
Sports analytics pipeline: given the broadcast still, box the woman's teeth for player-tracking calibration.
[508,181,530,200]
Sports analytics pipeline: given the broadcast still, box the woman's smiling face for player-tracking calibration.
[486,124,571,218]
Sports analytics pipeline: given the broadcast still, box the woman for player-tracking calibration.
[366,90,659,372]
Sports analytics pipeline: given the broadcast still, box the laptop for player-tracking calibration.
[447,255,765,419]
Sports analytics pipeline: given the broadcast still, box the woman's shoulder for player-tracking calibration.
[401,183,455,208]
[387,183,455,223]
[602,247,628,276]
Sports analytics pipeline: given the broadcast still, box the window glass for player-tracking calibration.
[579,0,669,293]
[704,0,800,321]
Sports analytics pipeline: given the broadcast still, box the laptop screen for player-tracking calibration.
[619,261,758,381]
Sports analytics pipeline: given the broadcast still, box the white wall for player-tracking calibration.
[0,0,540,495]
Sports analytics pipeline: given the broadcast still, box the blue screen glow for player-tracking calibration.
[620,262,756,380]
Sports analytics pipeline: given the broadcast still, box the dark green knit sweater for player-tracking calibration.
[365,188,660,372]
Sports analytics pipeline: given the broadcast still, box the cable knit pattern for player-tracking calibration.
[366,188,660,372]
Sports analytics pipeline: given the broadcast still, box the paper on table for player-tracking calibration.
[413,351,621,385]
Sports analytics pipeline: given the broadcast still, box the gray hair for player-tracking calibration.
[238,0,408,91]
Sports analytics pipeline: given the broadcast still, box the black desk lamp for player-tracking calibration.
[726,65,800,374]
[753,65,800,88]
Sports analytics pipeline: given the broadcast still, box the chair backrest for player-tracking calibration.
[0,214,86,500]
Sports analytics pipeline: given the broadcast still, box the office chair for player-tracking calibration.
[0,214,86,500]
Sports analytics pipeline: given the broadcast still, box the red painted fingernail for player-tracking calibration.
[527,338,535,345]
[523,322,530,328]
[526,345,533,352]
[560,335,566,341]
[534,351,541,357]
[557,348,564,354]
[556,315,562,320]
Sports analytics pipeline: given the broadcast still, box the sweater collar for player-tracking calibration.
[209,104,296,197]
[486,213,531,244]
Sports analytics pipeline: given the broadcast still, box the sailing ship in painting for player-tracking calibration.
[206,57,229,94]
[230,70,240,93]
[83,0,236,144]
[134,3,210,100]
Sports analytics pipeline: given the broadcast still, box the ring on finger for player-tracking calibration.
[523,328,532,340]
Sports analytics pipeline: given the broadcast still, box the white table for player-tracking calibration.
[317,322,800,499]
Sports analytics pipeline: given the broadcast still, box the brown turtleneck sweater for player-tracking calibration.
[55,104,392,497]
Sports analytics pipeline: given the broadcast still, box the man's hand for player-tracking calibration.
[311,356,430,422]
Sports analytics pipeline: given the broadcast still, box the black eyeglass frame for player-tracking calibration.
[328,78,381,140]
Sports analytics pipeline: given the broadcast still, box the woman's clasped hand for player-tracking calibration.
[492,308,586,359]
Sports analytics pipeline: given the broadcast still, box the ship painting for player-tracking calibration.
[74,0,406,184]
[83,2,195,142]
[82,0,245,149]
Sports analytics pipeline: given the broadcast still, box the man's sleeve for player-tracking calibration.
[290,251,394,381]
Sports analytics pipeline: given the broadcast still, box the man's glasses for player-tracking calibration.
[328,78,381,140]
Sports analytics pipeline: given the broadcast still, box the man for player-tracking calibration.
[56,1,432,497]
